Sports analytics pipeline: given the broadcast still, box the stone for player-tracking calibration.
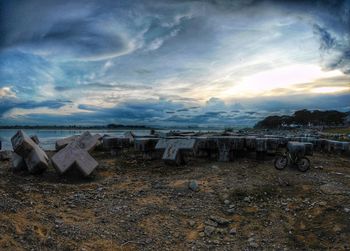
[188,180,200,192]
[156,138,196,165]
[229,228,237,235]
[224,199,230,205]
[188,220,196,227]
[204,226,216,236]
[205,219,218,227]
[344,208,350,213]
[11,130,49,174]
[210,215,231,226]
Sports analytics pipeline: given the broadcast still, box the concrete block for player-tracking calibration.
[12,152,27,171]
[30,135,40,144]
[75,132,102,152]
[11,130,49,174]
[287,141,306,158]
[56,135,79,151]
[103,136,130,150]
[11,130,37,157]
[245,136,256,150]
[124,131,135,143]
[255,138,267,152]
[134,138,159,152]
[155,138,196,165]
[51,141,98,176]
[24,146,50,174]
[193,137,217,158]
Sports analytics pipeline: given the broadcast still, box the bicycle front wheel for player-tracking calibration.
[297,157,310,172]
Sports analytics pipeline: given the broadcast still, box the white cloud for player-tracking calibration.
[0,87,16,98]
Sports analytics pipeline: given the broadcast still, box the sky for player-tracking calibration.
[0,0,349,127]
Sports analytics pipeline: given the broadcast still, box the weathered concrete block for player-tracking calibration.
[75,132,102,152]
[255,138,267,152]
[51,141,98,176]
[103,136,130,150]
[51,132,101,176]
[155,138,196,165]
[208,136,244,162]
[55,135,79,151]
[25,146,50,174]
[30,135,40,144]
[245,136,257,150]
[12,152,27,171]
[134,138,159,152]
[124,131,135,144]
[325,140,350,154]
[11,130,49,174]
[11,130,37,157]
[287,141,306,158]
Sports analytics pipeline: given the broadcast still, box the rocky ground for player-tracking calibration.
[0,149,350,251]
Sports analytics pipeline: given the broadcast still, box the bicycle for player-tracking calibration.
[274,150,310,172]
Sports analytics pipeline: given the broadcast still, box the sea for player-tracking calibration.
[0,128,219,150]
[0,129,153,150]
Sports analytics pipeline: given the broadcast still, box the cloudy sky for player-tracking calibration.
[0,0,349,127]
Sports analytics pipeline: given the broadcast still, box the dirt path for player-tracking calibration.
[0,150,349,250]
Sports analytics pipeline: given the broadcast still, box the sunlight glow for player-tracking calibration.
[311,86,350,94]
[223,64,344,98]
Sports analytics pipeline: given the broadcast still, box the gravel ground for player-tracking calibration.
[0,149,349,250]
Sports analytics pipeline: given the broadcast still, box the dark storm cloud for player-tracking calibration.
[0,99,71,117]
[313,24,336,51]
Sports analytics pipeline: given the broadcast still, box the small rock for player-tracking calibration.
[243,197,251,202]
[224,200,230,205]
[226,208,235,215]
[205,219,218,227]
[211,165,219,169]
[229,228,237,235]
[204,226,216,236]
[229,204,235,209]
[199,232,205,237]
[188,220,196,227]
[210,215,231,226]
[188,180,200,192]
[344,208,350,213]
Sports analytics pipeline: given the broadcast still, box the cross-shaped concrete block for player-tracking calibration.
[11,130,49,174]
[51,132,101,176]
[155,138,196,165]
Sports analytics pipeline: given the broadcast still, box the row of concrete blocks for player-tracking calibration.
[131,136,291,164]
[10,130,102,176]
[287,137,350,154]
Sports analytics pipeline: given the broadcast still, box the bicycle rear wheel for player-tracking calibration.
[274,155,288,170]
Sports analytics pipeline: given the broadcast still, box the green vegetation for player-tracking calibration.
[255,109,348,129]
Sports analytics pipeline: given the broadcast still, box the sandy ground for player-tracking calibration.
[0,149,350,250]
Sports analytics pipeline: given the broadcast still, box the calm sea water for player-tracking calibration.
[0,129,153,150]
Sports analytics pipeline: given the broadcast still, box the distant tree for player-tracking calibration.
[255,109,347,129]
